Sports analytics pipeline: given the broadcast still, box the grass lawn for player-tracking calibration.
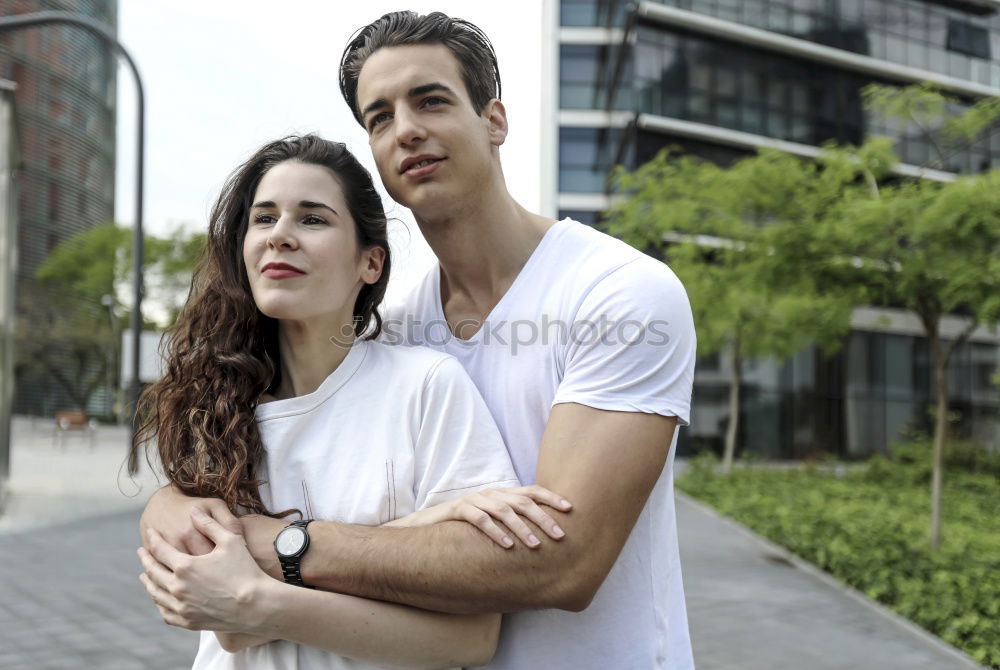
[677,456,1000,668]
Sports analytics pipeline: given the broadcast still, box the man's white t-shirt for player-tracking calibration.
[191,339,519,670]
[382,218,697,669]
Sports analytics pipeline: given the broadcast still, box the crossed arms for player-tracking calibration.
[140,403,678,663]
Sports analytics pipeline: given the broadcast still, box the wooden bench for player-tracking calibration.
[54,410,97,449]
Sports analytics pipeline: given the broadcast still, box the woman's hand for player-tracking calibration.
[137,507,272,633]
[388,485,572,549]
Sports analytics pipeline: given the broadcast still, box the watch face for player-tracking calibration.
[276,527,306,556]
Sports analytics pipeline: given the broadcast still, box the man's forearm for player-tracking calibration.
[300,516,591,614]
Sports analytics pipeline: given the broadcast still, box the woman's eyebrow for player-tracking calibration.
[300,200,339,216]
[250,200,339,216]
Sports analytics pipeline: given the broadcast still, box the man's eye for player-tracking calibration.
[423,96,446,107]
[370,112,390,129]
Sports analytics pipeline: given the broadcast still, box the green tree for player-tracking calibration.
[606,149,858,472]
[18,223,205,415]
[828,85,1000,550]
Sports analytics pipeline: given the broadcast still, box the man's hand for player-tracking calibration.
[239,514,287,579]
[139,485,241,555]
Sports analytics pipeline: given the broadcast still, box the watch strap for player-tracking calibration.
[277,519,313,588]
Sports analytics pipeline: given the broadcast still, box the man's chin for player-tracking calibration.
[394,186,452,219]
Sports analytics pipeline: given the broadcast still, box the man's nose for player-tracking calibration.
[394,107,427,146]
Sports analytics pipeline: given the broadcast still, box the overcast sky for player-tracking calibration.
[114,1,548,301]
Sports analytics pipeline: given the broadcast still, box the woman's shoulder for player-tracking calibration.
[364,340,468,387]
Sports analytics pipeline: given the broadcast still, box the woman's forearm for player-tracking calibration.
[214,632,275,653]
[246,579,500,668]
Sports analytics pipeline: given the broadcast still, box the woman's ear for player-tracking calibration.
[361,246,386,285]
[484,99,508,147]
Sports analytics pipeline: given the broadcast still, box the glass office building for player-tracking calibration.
[554,0,1000,457]
[0,0,118,415]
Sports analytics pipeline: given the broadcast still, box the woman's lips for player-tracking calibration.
[262,267,305,279]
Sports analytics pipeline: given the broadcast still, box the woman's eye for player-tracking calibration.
[303,215,326,225]
[253,214,276,225]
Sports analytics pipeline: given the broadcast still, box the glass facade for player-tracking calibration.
[558,0,1000,456]
[561,28,999,172]
[0,0,118,415]
[563,0,1000,87]
[559,126,631,192]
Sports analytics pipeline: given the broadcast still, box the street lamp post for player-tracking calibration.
[0,11,145,444]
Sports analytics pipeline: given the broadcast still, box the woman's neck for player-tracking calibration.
[273,316,357,400]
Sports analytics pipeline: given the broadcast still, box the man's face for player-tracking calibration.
[355,43,503,216]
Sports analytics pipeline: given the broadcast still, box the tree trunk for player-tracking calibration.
[722,340,742,474]
[929,352,947,551]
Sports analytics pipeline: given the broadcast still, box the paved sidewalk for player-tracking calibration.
[1,417,163,533]
[0,419,984,669]
[0,509,197,669]
[677,492,983,670]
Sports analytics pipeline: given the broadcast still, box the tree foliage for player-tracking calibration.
[606,149,860,471]
[606,83,1000,550]
[17,223,205,414]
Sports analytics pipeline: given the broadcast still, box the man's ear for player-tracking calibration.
[484,98,508,147]
[361,246,386,285]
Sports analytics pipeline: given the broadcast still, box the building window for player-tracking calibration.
[48,182,60,221]
[946,20,990,60]
[559,127,624,193]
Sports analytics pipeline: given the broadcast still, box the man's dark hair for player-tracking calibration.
[339,11,502,127]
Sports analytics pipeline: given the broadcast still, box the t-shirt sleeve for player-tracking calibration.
[552,257,696,425]
[413,356,521,510]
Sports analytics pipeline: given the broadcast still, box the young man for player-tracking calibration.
[141,11,696,669]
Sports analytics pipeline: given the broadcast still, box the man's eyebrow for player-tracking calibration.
[407,82,456,98]
[361,98,388,121]
[360,82,457,121]
[250,200,339,216]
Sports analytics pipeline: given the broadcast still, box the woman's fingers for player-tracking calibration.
[459,504,515,549]
[506,495,564,541]
[137,547,179,594]
[520,485,573,511]
[139,571,184,615]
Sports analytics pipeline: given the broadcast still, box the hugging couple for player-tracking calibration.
[132,9,697,670]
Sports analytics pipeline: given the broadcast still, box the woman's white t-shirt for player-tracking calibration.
[191,339,519,669]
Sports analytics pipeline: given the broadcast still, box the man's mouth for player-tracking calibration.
[400,155,446,174]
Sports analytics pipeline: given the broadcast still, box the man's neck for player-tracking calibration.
[414,184,555,314]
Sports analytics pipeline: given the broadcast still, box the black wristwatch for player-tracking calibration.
[274,519,314,587]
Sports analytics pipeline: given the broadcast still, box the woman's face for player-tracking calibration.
[242,160,382,326]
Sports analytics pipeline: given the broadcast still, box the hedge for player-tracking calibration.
[678,453,1000,667]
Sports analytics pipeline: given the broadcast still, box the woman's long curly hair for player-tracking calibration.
[129,135,391,516]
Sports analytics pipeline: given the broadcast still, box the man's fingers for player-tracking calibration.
[189,508,240,548]
[181,528,215,556]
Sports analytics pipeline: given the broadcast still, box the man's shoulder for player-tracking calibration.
[552,220,686,310]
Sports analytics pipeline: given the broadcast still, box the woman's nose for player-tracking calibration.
[266,215,298,249]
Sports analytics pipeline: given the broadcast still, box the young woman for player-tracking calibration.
[130,135,569,669]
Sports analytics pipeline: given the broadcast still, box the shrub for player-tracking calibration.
[679,457,1000,667]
